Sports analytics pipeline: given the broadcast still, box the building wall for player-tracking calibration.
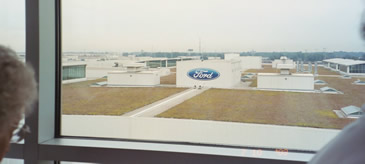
[339,65,349,74]
[62,65,86,80]
[176,60,241,88]
[224,53,240,60]
[239,56,262,70]
[258,73,314,90]
[107,71,160,86]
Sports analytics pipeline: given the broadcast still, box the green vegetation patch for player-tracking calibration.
[62,79,185,115]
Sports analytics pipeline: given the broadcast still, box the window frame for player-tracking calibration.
[5,0,315,163]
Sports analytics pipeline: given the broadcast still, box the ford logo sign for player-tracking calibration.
[187,68,220,81]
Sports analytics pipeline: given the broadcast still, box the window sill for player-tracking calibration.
[38,138,313,164]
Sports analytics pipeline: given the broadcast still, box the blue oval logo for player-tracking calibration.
[187,68,220,81]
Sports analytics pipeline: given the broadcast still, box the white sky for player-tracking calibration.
[1,0,365,52]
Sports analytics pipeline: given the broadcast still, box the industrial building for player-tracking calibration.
[272,56,296,69]
[224,53,240,60]
[239,56,262,70]
[258,60,314,91]
[323,58,365,75]
[107,63,160,86]
[176,60,241,88]
[62,63,87,84]
[137,56,199,68]
[224,54,262,71]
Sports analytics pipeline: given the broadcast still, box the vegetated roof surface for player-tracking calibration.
[341,106,362,116]
[159,69,364,129]
[62,78,186,115]
[160,67,177,85]
[160,73,176,84]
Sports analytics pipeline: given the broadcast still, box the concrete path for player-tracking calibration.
[123,88,209,117]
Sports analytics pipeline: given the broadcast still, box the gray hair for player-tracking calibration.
[0,45,37,128]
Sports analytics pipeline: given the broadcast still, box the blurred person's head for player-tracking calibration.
[0,45,37,161]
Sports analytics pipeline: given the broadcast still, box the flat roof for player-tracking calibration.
[178,59,240,64]
[258,73,313,77]
[108,71,158,74]
[62,63,87,66]
[139,56,199,62]
[323,58,365,66]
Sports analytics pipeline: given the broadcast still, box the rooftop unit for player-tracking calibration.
[124,63,146,72]
[340,106,363,118]
[320,87,340,94]
[277,64,293,75]
[272,56,295,69]
[340,75,352,79]
[353,79,365,85]
[314,80,327,85]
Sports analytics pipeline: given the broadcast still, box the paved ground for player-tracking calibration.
[123,88,209,117]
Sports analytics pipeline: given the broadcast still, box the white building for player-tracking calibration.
[258,63,314,90]
[208,57,221,60]
[239,56,262,70]
[224,54,262,71]
[224,53,240,61]
[176,60,241,88]
[258,73,314,90]
[272,56,296,69]
[323,58,365,75]
[107,63,160,86]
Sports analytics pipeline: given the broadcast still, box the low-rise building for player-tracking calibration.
[323,58,365,75]
[258,62,314,90]
[62,63,87,84]
[272,56,296,69]
[224,54,262,71]
[107,63,160,86]
[176,60,241,88]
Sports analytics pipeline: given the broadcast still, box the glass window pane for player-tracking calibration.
[61,0,365,151]
[0,0,25,62]
[1,158,23,164]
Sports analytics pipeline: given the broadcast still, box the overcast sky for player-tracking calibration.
[1,0,365,52]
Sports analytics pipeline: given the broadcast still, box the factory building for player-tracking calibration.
[224,54,262,71]
[239,56,262,70]
[224,53,240,60]
[323,58,365,75]
[107,63,160,86]
[272,56,296,69]
[62,63,87,84]
[258,60,314,91]
[176,60,241,89]
[208,57,221,60]
[138,56,199,68]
